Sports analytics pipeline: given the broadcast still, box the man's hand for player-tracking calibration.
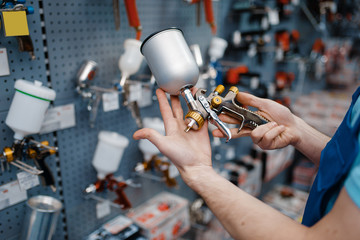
[133,88,212,182]
[212,92,301,150]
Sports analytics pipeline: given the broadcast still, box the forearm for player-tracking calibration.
[292,116,331,166]
[182,166,308,240]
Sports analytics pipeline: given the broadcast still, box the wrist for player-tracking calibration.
[180,165,219,192]
[291,115,305,148]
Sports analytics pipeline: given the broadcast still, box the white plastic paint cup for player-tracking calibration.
[92,131,129,180]
[208,37,228,62]
[5,79,56,140]
[119,39,143,82]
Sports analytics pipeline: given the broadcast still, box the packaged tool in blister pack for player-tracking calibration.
[127,192,190,240]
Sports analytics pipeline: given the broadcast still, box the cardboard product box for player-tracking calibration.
[86,214,144,240]
[127,192,190,240]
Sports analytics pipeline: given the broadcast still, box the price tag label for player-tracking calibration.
[128,83,142,103]
[0,48,10,76]
[96,200,111,219]
[102,92,119,112]
[268,9,280,25]
[0,181,27,211]
[137,85,153,108]
[40,103,76,134]
[17,171,40,191]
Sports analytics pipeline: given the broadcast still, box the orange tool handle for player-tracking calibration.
[226,66,249,85]
[275,31,290,52]
[291,30,300,42]
[204,0,216,35]
[312,38,325,54]
[114,183,132,209]
[124,0,142,40]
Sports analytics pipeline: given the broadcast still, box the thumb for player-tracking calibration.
[133,128,164,147]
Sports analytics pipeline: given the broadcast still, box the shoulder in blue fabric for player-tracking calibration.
[302,86,360,226]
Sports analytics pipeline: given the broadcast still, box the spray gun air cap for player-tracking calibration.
[140,28,200,95]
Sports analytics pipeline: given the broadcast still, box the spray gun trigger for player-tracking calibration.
[237,115,245,133]
[198,96,232,142]
[209,117,232,143]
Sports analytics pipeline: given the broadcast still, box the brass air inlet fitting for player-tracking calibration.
[214,85,225,94]
[229,86,239,94]
[185,111,205,131]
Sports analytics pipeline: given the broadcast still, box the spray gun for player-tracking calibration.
[140,28,268,142]
[75,60,103,128]
[0,79,58,191]
[116,39,144,128]
[84,131,133,210]
[136,118,178,187]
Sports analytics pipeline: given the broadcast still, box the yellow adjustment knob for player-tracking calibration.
[49,149,57,155]
[214,85,225,95]
[229,86,239,94]
[27,149,37,159]
[211,96,222,108]
[41,141,49,146]
[185,111,205,130]
[3,147,14,162]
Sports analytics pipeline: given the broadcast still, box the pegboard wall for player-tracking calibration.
[0,0,345,239]
[0,0,222,239]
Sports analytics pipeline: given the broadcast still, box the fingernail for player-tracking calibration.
[271,122,278,127]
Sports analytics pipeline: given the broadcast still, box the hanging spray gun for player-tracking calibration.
[117,39,144,128]
[140,28,268,141]
[83,131,134,210]
[0,79,58,191]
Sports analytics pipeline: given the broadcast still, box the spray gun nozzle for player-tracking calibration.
[185,119,196,132]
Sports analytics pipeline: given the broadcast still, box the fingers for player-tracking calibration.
[156,89,175,129]
[170,95,183,119]
[133,128,164,147]
[218,114,241,124]
[251,122,286,149]
[190,87,198,95]
[212,127,251,138]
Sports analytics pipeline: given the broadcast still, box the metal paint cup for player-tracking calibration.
[140,28,199,95]
[20,195,62,240]
[76,60,98,89]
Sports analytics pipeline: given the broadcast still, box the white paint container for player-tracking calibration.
[92,131,129,180]
[5,79,56,140]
